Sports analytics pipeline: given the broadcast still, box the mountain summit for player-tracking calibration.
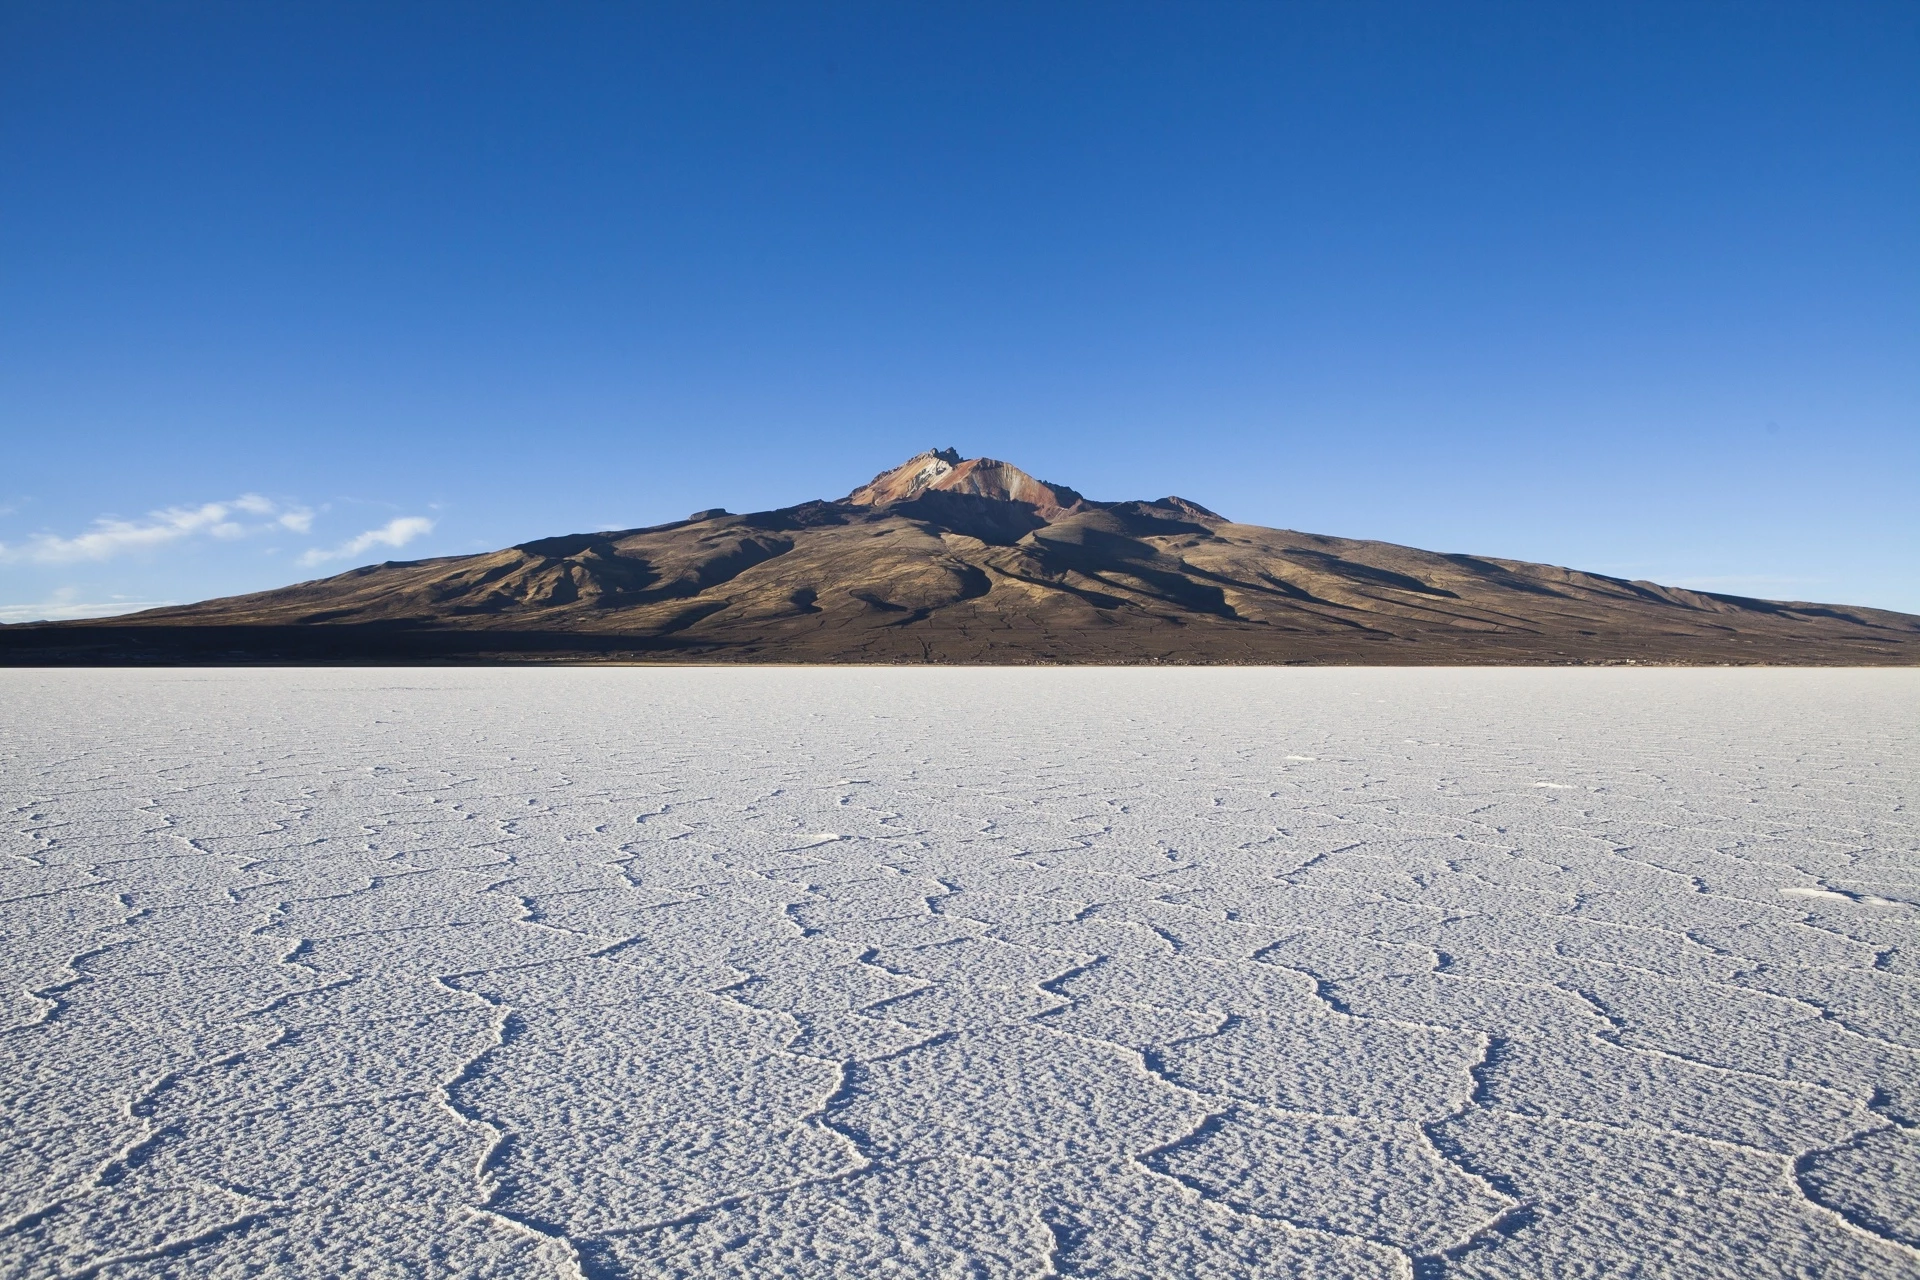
[845,448,1087,518]
[5,450,1917,665]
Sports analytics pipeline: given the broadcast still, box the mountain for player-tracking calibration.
[843,447,1087,517]
[6,450,1918,665]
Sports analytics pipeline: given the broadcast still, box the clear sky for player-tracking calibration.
[3,1,1916,621]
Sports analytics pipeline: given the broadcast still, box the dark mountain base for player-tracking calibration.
[4,620,1912,666]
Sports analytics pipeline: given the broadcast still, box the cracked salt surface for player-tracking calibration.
[2,667,1917,1279]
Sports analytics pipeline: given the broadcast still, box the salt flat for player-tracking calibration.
[2,667,1917,1279]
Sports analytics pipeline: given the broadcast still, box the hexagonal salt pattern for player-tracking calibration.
[2,667,1916,1278]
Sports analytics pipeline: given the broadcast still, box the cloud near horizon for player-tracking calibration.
[0,592,180,624]
[299,516,435,567]
[0,495,313,563]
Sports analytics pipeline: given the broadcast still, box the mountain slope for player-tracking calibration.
[6,450,1917,664]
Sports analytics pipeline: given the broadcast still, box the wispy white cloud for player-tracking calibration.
[0,590,178,624]
[0,495,316,564]
[299,516,435,567]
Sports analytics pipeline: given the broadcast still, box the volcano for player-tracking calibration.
[5,450,1917,665]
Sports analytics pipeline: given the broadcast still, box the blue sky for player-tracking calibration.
[3,1,1916,621]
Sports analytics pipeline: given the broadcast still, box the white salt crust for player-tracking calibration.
[1,667,1916,1278]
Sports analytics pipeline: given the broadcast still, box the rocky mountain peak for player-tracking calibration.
[844,449,1086,518]
[845,449,961,505]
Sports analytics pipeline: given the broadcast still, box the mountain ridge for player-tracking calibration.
[5,450,1917,665]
